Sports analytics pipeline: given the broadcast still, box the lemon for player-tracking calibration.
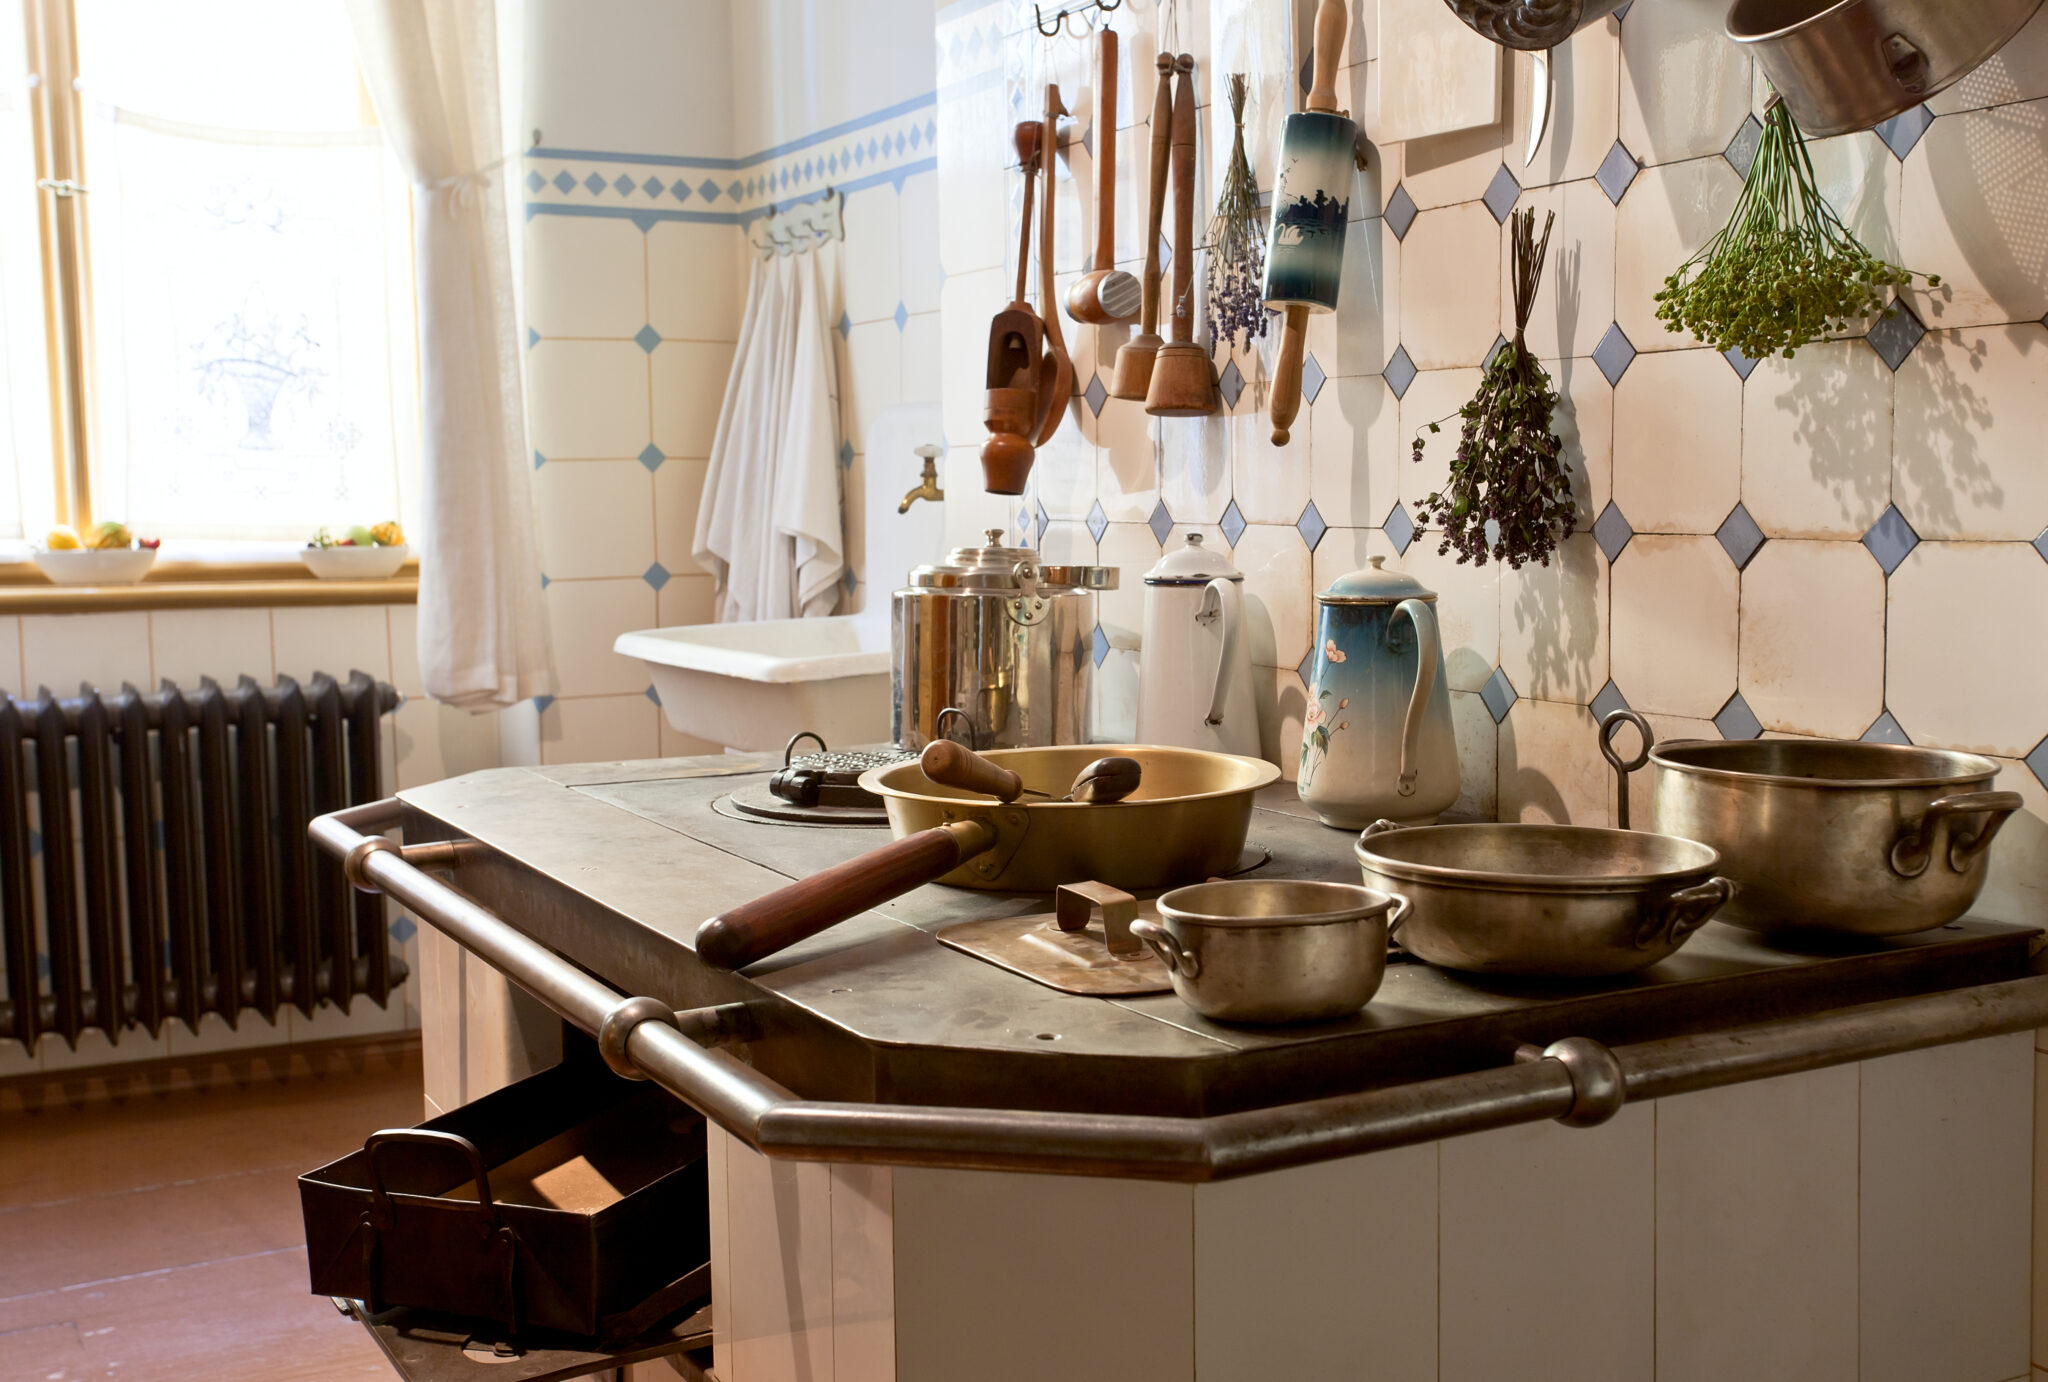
[45,524,80,550]
[88,521,131,550]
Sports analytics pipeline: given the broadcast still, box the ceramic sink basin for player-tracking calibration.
[614,614,892,752]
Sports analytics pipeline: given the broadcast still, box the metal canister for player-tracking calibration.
[891,530,1117,750]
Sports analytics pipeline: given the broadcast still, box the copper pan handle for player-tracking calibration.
[696,820,999,969]
[1599,710,1654,831]
[921,739,1025,801]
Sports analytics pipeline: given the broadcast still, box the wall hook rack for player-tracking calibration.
[749,188,845,257]
[1034,0,1120,38]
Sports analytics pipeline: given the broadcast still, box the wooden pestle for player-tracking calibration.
[1144,54,1216,417]
[1109,54,1175,401]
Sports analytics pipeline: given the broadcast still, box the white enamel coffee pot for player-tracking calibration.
[1136,534,1260,757]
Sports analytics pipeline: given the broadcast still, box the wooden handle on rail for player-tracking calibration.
[1306,0,1348,115]
[695,820,1000,970]
[1166,54,1196,346]
[1093,28,1118,273]
[1140,55,1173,337]
[921,740,1025,801]
[1271,306,1309,446]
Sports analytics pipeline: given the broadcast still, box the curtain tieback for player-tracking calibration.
[424,153,512,218]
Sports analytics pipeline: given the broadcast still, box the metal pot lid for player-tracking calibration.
[1144,532,1244,585]
[908,530,1119,591]
[1318,555,1436,605]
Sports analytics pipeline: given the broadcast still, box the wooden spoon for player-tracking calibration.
[1031,83,1075,447]
[1109,54,1175,401]
[1066,28,1141,325]
[922,740,1143,804]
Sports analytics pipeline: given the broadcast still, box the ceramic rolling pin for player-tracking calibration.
[1144,54,1215,417]
[1109,54,1175,400]
[1264,0,1359,446]
[1067,28,1141,324]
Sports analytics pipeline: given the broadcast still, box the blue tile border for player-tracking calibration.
[527,157,939,229]
[529,91,940,173]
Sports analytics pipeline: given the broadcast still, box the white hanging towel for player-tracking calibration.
[692,245,845,622]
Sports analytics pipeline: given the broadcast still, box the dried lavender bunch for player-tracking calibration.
[1411,206,1574,570]
[1203,74,1268,352]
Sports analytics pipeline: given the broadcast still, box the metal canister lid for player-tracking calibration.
[907,530,1118,591]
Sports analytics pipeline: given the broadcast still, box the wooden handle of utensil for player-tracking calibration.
[1270,305,1308,445]
[1307,0,1347,115]
[920,739,1025,801]
[1013,122,1041,304]
[1140,55,1172,337]
[695,820,1000,970]
[1093,28,1118,273]
[1167,54,1196,346]
[1041,85,1068,355]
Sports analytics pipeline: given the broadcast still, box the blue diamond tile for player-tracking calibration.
[526,170,544,193]
[1087,501,1108,543]
[1298,645,1317,687]
[1482,164,1521,224]
[2034,526,2048,564]
[643,562,670,591]
[1302,353,1327,405]
[1480,667,1518,724]
[893,301,909,332]
[1218,358,1246,410]
[1148,499,1173,546]
[613,174,636,196]
[1297,500,1327,552]
[1716,503,1765,570]
[638,443,665,472]
[838,439,854,468]
[642,176,664,197]
[627,210,659,232]
[1595,140,1640,205]
[1866,297,1926,371]
[699,178,722,202]
[1300,52,1313,94]
[1385,183,1419,240]
[389,916,418,943]
[540,573,550,589]
[1863,709,1913,746]
[1031,503,1047,542]
[1384,501,1416,555]
[584,172,607,195]
[1862,504,1919,575]
[1723,114,1764,178]
[1614,0,1632,17]
[1092,625,1110,667]
[1593,500,1633,563]
[1724,345,1760,380]
[532,449,546,469]
[1592,323,1636,385]
[1714,692,1763,741]
[533,694,556,715]
[1084,372,1108,417]
[634,324,661,353]
[837,310,852,340]
[1220,500,1247,548]
[1486,334,1511,369]
[1591,679,1629,725]
[672,179,692,202]
[1876,104,1934,160]
[644,684,662,705]
[552,170,575,193]
[1385,345,1418,399]
[2027,735,2048,792]
[843,567,859,594]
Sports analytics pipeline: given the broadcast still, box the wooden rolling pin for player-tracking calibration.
[1265,0,1358,446]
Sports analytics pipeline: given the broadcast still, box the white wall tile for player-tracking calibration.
[20,612,151,694]
[842,182,904,327]
[1499,532,1609,703]
[1306,214,1399,382]
[528,339,653,459]
[1899,99,2048,329]
[900,311,942,405]
[1158,413,1233,526]
[1617,0,1752,166]
[1887,541,2048,757]
[1741,340,1893,539]
[650,340,736,460]
[1231,408,1307,526]
[1612,348,1740,533]
[1894,325,2048,542]
[1310,373,1399,531]
[1401,537,1502,694]
[1552,357,1614,523]
[1506,179,1616,361]
[898,170,943,317]
[272,606,392,686]
[1610,534,1737,719]
[647,222,742,342]
[524,214,649,339]
[1498,695,1609,825]
[539,692,660,766]
[147,609,273,689]
[1232,523,1312,671]
[1511,22,1620,189]
[1613,157,1742,354]
[1656,1065,1860,1382]
[1399,367,1485,521]
[938,267,1008,451]
[1195,1144,1436,1382]
[1860,1035,2032,1382]
[653,457,710,578]
[1976,754,2048,926]
[1400,203,1503,372]
[1440,1105,1654,1381]
[544,578,658,696]
[1927,4,2048,115]
[892,1169,1195,1382]
[1448,687,1499,819]
[1738,540,1886,739]
[393,697,502,790]
[1263,666,1308,781]
[387,604,423,697]
[534,459,658,581]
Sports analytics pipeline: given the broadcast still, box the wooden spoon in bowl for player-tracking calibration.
[922,740,1142,804]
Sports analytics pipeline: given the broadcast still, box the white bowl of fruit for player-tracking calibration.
[33,523,159,585]
[302,523,409,579]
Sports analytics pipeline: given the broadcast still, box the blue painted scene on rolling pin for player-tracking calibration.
[1262,110,1355,312]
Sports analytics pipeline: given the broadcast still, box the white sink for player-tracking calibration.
[614,614,893,752]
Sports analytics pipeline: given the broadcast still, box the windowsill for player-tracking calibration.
[0,544,419,613]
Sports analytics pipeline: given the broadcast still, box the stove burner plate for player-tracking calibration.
[719,782,890,827]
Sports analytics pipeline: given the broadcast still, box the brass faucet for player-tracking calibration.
[898,444,945,513]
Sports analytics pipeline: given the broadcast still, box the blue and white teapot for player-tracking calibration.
[1298,557,1460,828]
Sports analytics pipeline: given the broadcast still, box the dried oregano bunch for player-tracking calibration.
[1656,96,1938,360]
[1412,206,1574,570]
[1203,74,1268,352]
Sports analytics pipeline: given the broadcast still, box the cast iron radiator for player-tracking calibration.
[0,670,405,1052]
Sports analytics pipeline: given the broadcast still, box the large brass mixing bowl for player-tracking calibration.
[860,744,1280,890]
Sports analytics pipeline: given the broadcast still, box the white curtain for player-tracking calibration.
[346,0,555,709]
[693,244,845,624]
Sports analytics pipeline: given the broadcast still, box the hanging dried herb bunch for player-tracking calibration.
[1203,74,1268,352]
[1656,95,1938,360]
[1412,206,1574,570]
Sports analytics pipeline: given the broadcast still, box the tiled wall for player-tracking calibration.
[0,601,485,1077]
[933,0,2048,927]
[520,0,941,766]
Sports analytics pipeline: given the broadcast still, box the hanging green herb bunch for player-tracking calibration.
[1412,206,1575,570]
[1203,74,1268,351]
[1656,95,1938,360]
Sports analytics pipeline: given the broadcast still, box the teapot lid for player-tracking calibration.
[1144,532,1244,585]
[1318,556,1436,605]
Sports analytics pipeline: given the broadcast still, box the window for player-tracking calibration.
[0,0,417,552]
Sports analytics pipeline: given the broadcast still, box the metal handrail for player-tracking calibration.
[314,799,2048,1183]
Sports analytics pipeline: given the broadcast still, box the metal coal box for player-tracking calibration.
[300,1055,709,1340]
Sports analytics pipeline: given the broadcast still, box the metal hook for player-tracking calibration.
[1033,0,1120,39]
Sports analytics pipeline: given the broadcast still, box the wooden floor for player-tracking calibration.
[0,1037,424,1382]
